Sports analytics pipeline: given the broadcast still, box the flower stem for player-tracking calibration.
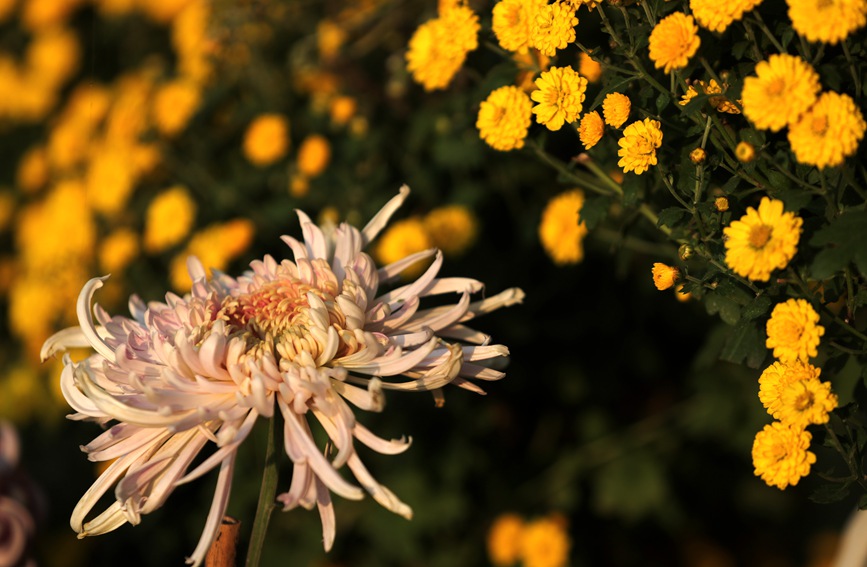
[824,422,867,492]
[842,40,862,99]
[245,417,278,567]
[751,12,786,53]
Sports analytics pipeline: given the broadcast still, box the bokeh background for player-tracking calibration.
[0,0,857,565]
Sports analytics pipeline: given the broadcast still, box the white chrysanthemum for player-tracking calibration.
[42,186,524,566]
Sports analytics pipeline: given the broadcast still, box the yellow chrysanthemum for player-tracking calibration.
[701,79,741,114]
[477,85,533,151]
[492,0,546,53]
[243,114,290,166]
[329,95,357,126]
[26,26,80,89]
[520,516,571,567]
[85,147,136,215]
[296,134,331,178]
[779,377,838,429]
[529,2,578,57]
[766,298,825,363]
[602,92,631,128]
[406,4,480,91]
[715,197,729,211]
[531,66,588,131]
[742,54,821,132]
[787,0,867,44]
[152,79,201,137]
[17,145,49,193]
[143,186,197,254]
[690,0,763,32]
[752,421,816,490]
[758,360,822,419]
[423,205,478,257]
[578,111,604,149]
[99,228,140,274]
[788,91,866,169]
[648,12,701,73]
[736,141,755,162]
[679,85,699,106]
[722,197,803,281]
[652,263,679,290]
[374,217,433,279]
[578,52,602,83]
[617,118,663,175]
[487,513,525,566]
[538,189,588,265]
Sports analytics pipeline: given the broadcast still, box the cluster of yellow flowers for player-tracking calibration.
[752,299,836,489]
[487,512,571,567]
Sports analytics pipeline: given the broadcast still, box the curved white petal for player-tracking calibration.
[76,277,117,363]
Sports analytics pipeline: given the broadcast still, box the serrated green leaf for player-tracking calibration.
[809,481,852,504]
[656,91,670,114]
[810,210,867,279]
[742,295,772,320]
[719,320,767,368]
[579,195,611,230]
[622,173,644,207]
[705,291,742,325]
[657,207,687,229]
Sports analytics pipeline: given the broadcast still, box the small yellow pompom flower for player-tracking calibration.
[99,228,140,274]
[690,0,762,33]
[406,4,480,91]
[766,298,825,363]
[539,189,589,265]
[531,66,588,131]
[788,91,866,170]
[752,421,816,490]
[617,118,663,175]
[787,0,867,44]
[779,376,837,429]
[722,197,802,282]
[578,111,604,149]
[742,54,821,132]
[602,92,631,128]
[715,197,729,211]
[477,85,533,151]
[243,114,290,166]
[758,360,822,419]
[374,217,433,279]
[735,141,755,162]
[423,205,478,257]
[296,134,331,178]
[152,79,201,137]
[578,52,602,83]
[487,513,525,566]
[520,515,571,567]
[144,186,197,254]
[85,148,135,215]
[648,12,701,73]
[492,0,546,53]
[652,263,679,290]
[690,148,706,164]
[529,2,578,57]
[329,95,357,126]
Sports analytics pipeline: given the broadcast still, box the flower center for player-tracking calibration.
[811,115,828,135]
[748,224,772,248]
[792,389,814,412]
[766,78,786,97]
[776,321,804,345]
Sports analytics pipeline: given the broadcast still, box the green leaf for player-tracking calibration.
[831,355,863,407]
[741,295,772,320]
[809,481,852,504]
[622,173,644,207]
[657,206,687,230]
[810,210,867,279]
[772,187,814,212]
[579,194,611,230]
[705,291,742,325]
[719,320,767,368]
[656,91,670,114]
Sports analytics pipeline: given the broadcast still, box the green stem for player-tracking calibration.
[824,422,867,492]
[245,417,279,567]
[530,142,616,197]
[752,12,786,53]
[842,40,861,99]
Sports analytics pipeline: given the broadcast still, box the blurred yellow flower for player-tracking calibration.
[701,79,741,114]
[25,26,80,89]
[152,79,201,137]
[539,189,588,265]
[405,3,479,91]
[487,513,525,566]
[98,229,140,274]
[752,421,815,490]
[788,91,866,169]
[329,95,357,126]
[652,262,679,290]
[243,113,290,166]
[530,2,578,57]
[138,0,193,23]
[16,146,49,194]
[317,19,347,61]
[172,0,214,83]
[531,66,587,131]
[715,196,729,211]
[520,515,571,567]
[742,54,820,132]
[648,12,700,73]
[423,204,478,256]
[85,146,136,215]
[476,85,533,151]
[690,147,706,164]
[602,92,631,128]
[787,0,867,44]
[0,190,14,232]
[723,197,802,282]
[766,298,825,364]
[144,185,197,254]
[289,174,310,198]
[170,218,255,291]
[578,111,604,149]
[492,0,546,53]
[735,141,755,162]
[374,217,433,279]
[0,0,14,21]
[297,134,331,178]
[578,52,602,83]
[690,0,762,32]
[617,118,663,175]
[22,0,84,31]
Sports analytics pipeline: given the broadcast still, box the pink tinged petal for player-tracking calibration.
[435,324,490,345]
[80,502,127,538]
[185,453,236,567]
[297,209,330,260]
[401,291,471,332]
[279,404,364,501]
[77,277,117,363]
[377,343,464,392]
[41,326,90,361]
[389,329,434,348]
[339,336,439,376]
[115,455,174,525]
[277,462,313,511]
[353,422,412,455]
[140,429,212,514]
[460,363,506,381]
[416,277,484,296]
[361,185,410,245]
[61,360,104,418]
[129,294,147,324]
[335,294,365,330]
[196,322,232,381]
[376,248,438,284]
[0,423,20,470]
[176,411,258,485]
[186,255,207,283]
[0,497,35,565]
[422,345,509,366]
[280,235,309,263]
[376,250,443,307]
[449,377,487,394]
[346,452,412,519]
[82,423,166,462]
[249,373,275,418]
[331,224,363,285]
[374,297,420,333]
[461,287,525,322]
[331,377,385,412]
[315,476,336,551]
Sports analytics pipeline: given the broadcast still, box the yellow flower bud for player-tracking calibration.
[690,147,707,164]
